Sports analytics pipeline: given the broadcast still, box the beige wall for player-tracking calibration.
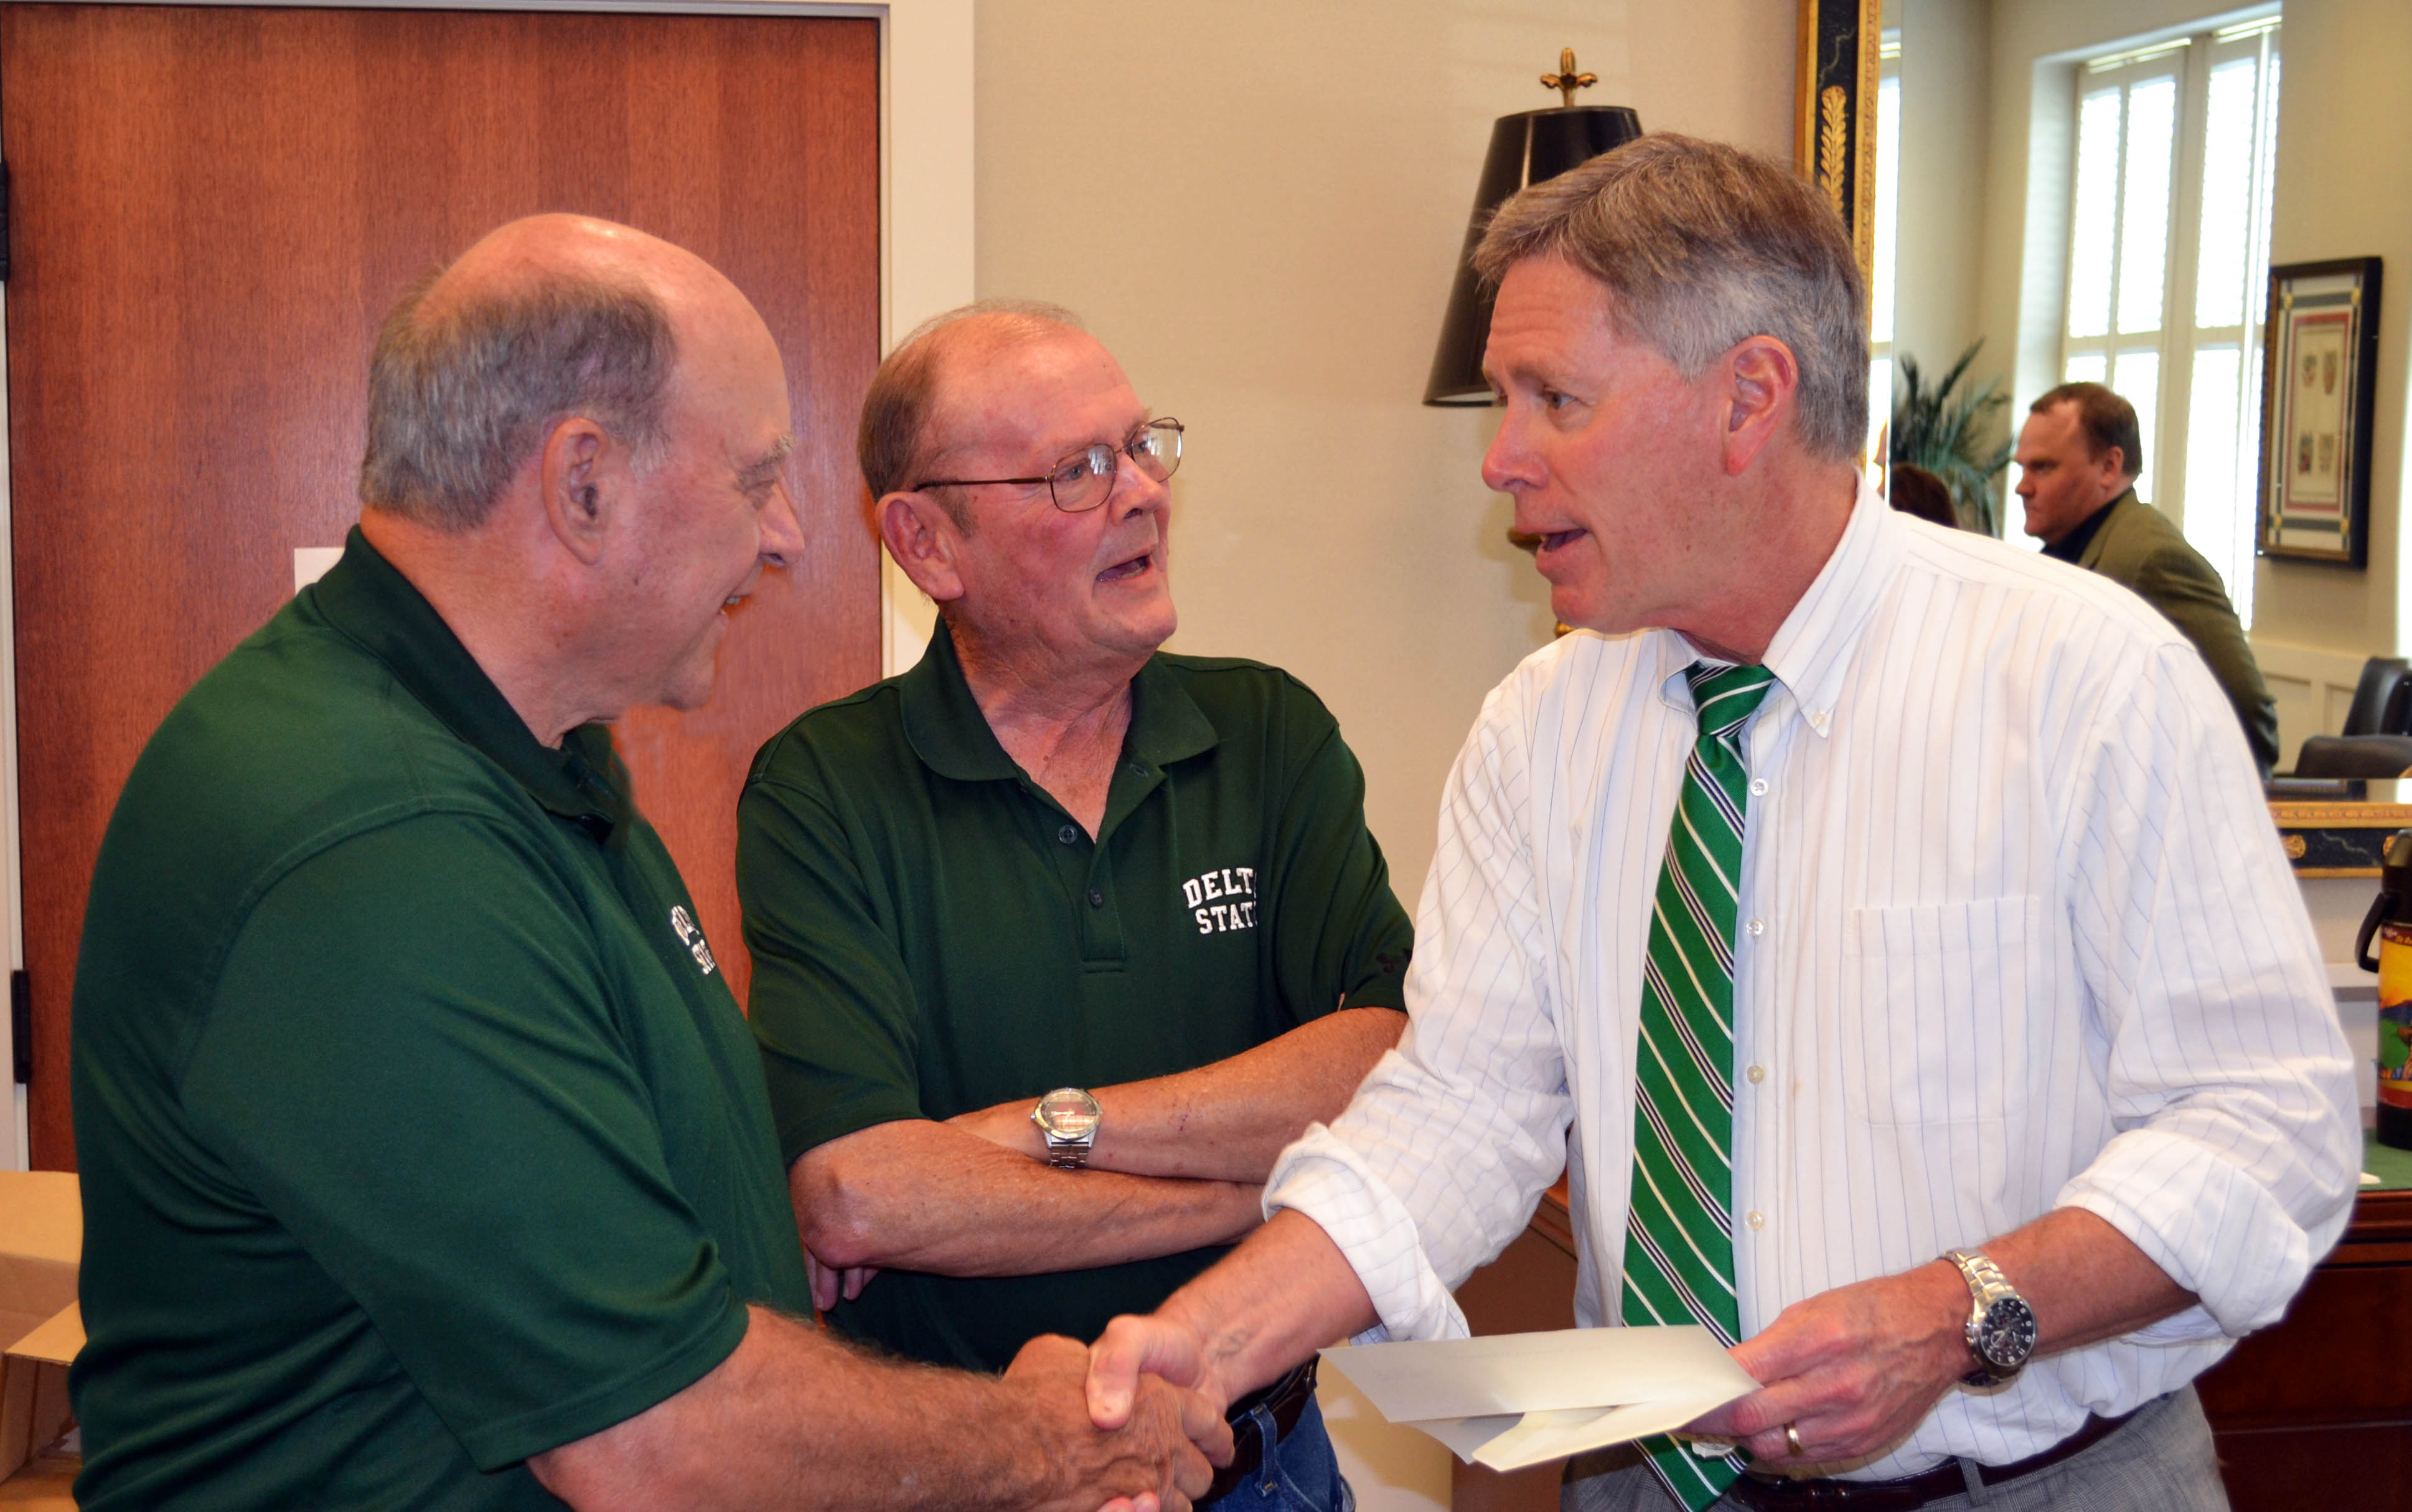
[964,0,1793,908]
[1892,0,1991,380]
[2255,0,2412,668]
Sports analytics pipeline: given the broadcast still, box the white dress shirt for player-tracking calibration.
[1266,479,2359,1478]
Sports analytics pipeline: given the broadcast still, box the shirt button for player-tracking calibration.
[1746,1064,1765,1084]
[1748,778,1768,797]
[1746,1211,1765,1229]
[1087,888,1105,908]
[1057,824,1079,845]
[1745,918,1765,936]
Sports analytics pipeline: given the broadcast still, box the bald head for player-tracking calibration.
[858,299,1086,514]
[360,214,756,531]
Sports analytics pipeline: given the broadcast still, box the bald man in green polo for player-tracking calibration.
[69,227,1218,1512]
[739,303,1414,1511]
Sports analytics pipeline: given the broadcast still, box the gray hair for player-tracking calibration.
[359,270,678,530]
[1473,133,1867,461]
[857,298,1085,513]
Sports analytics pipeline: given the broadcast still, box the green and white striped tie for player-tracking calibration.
[1623,660,1775,1511]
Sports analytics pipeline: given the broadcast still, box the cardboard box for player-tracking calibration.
[0,1172,81,1506]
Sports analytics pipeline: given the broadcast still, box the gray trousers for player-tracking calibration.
[1561,1388,2230,1512]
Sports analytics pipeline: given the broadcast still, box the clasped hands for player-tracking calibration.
[1006,1333,1231,1512]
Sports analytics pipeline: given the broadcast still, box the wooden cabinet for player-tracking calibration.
[2196,1188,2412,1510]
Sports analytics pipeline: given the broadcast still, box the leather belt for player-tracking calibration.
[1198,1359,1318,1505]
[1724,1409,2135,1512]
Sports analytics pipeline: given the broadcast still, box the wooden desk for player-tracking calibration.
[1453,1177,2412,1511]
[2196,1157,2412,1510]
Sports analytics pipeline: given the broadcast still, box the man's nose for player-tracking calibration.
[1107,456,1171,518]
[1481,415,1539,494]
[759,484,805,569]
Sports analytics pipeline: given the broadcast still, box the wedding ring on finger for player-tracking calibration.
[1785,1422,1804,1458]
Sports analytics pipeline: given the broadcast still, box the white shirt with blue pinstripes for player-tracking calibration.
[1265,478,2360,1479]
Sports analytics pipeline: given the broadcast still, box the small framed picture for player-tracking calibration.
[2258,257,2381,565]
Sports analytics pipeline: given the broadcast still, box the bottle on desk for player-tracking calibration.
[2352,830,2412,1150]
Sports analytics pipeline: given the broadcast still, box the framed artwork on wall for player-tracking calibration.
[1793,0,1882,289]
[2258,256,2381,566]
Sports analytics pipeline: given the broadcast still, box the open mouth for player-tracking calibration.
[1097,550,1155,584]
[1512,527,1587,556]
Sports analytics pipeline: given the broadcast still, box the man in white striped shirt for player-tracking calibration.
[1086,134,2358,1511]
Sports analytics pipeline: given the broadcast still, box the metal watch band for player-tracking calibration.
[1943,1248,2030,1385]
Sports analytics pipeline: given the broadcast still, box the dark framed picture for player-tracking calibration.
[2258,256,2381,565]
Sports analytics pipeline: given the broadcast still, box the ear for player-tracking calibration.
[539,417,613,566]
[876,491,967,606]
[1716,336,1803,477]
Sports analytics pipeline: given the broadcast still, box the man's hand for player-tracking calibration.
[1008,1334,1230,1512]
[803,1250,880,1313]
[1684,1261,1969,1467]
[1084,1312,1227,1429]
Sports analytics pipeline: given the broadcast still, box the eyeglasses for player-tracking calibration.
[915,418,1184,514]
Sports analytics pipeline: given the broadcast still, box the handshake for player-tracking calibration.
[1006,1311,1249,1512]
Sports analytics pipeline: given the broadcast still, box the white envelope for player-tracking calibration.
[1320,1325,1758,1471]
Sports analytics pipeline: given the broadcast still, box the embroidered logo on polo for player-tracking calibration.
[668,906,718,976]
[1180,865,1258,935]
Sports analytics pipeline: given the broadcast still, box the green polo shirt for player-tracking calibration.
[69,528,812,1512]
[738,622,1413,1372]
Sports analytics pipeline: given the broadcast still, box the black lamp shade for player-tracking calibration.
[1424,105,1645,405]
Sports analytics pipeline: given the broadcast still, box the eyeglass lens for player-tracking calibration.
[1050,419,1183,512]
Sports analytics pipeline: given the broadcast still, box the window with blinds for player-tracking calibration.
[2060,12,2281,623]
[1867,28,1901,474]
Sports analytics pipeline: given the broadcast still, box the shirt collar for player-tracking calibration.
[306,525,628,842]
[2039,487,2132,564]
[1649,473,1902,741]
[898,619,1218,784]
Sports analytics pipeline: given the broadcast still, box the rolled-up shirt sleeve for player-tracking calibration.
[2055,642,2359,1339]
[1267,674,1574,1340]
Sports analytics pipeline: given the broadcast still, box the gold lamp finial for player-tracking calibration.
[1541,48,1597,109]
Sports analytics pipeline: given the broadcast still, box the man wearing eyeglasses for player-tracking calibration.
[736,302,1414,1510]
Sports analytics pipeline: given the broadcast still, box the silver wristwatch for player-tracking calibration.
[1030,1087,1102,1170]
[1943,1249,2037,1386]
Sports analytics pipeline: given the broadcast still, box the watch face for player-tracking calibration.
[1035,1088,1100,1139]
[1979,1297,2038,1369]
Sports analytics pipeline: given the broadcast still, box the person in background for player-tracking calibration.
[2017,381,2281,777]
[69,217,1221,1512]
[1884,463,1959,529]
[1084,135,2355,1512]
[739,302,1414,1511]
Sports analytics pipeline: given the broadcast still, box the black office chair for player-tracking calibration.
[2341,656,2412,736]
[2292,734,2412,779]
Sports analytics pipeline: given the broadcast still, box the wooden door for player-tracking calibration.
[2,4,882,1170]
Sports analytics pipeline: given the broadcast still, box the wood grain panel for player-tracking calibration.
[3,4,881,1168]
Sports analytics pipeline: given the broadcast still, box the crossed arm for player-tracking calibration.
[793,1008,1407,1299]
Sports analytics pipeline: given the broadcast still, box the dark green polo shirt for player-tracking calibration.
[738,621,1413,1373]
[70,529,812,1512]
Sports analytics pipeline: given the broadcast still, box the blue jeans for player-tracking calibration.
[1213,1397,1354,1512]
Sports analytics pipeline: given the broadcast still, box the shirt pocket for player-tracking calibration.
[1839,896,2048,1127]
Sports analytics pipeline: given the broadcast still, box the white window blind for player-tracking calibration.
[2059,13,2280,625]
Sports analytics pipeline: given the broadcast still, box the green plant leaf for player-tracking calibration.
[1887,339,2015,536]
